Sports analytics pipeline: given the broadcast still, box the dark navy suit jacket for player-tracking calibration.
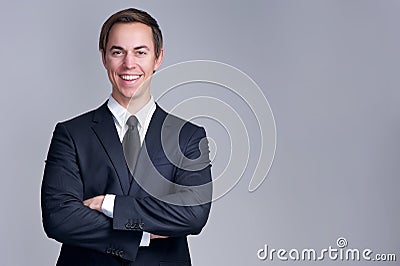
[41,102,212,266]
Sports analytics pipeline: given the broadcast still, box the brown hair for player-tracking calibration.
[99,8,163,59]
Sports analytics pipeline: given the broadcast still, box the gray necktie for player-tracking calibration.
[122,116,141,176]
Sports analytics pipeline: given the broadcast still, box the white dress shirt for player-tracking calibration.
[101,95,156,246]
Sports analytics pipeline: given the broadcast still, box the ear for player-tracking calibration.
[100,49,107,68]
[153,48,164,72]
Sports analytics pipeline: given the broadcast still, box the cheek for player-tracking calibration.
[106,68,119,84]
[108,63,119,73]
[142,61,157,73]
[105,58,122,72]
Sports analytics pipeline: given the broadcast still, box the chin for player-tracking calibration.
[121,88,139,98]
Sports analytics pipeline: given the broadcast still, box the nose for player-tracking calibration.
[123,52,136,69]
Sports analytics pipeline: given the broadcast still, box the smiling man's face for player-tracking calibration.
[102,22,163,108]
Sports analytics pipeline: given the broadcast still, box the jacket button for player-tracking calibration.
[106,248,112,254]
[118,250,124,257]
[130,222,144,230]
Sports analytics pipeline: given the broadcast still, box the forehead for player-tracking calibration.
[107,22,154,49]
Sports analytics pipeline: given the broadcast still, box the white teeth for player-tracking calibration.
[121,75,140,81]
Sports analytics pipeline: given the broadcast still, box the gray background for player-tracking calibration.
[1,0,399,265]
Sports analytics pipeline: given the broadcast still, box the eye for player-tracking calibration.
[136,50,147,56]
[111,50,124,56]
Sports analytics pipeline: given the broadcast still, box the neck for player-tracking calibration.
[126,94,151,114]
[112,90,151,114]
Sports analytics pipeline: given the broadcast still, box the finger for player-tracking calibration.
[151,234,169,239]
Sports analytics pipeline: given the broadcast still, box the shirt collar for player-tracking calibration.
[134,97,156,129]
[107,95,126,129]
[107,95,155,129]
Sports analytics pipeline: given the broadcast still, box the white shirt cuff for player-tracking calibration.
[139,232,151,246]
[101,194,150,247]
[101,194,116,218]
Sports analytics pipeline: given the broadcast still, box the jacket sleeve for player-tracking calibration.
[113,126,213,237]
[41,123,141,262]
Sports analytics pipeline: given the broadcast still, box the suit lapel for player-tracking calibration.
[91,102,131,194]
[142,105,166,159]
[129,105,171,196]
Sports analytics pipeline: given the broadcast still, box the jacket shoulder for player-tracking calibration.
[58,102,109,128]
[157,105,204,134]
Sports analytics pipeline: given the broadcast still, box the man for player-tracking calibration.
[41,8,212,266]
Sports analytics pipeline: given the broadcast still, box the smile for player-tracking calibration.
[120,75,141,81]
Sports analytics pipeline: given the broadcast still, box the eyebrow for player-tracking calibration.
[109,45,124,51]
[133,45,150,51]
[109,45,150,51]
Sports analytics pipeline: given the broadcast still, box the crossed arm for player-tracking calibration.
[83,196,167,240]
[42,122,212,260]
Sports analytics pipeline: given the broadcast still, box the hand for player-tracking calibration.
[150,234,169,240]
[83,195,105,213]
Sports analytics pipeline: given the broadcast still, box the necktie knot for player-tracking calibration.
[126,115,139,129]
